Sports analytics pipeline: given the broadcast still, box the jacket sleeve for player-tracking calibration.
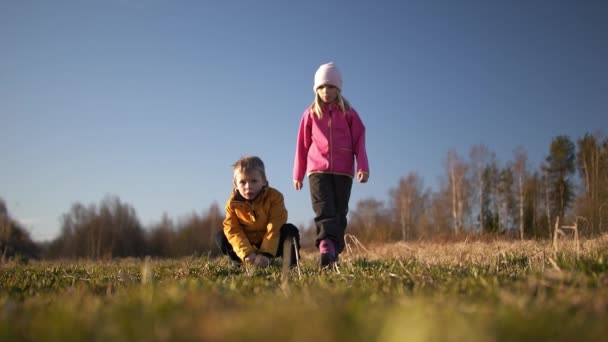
[258,190,288,256]
[293,109,312,182]
[223,202,255,260]
[350,109,369,175]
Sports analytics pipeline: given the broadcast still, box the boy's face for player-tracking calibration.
[233,170,266,200]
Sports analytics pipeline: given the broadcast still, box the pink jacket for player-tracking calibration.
[293,104,369,181]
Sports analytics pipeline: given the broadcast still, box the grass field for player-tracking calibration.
[1,235,608,341]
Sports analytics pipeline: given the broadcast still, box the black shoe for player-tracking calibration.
[319,253,336,267]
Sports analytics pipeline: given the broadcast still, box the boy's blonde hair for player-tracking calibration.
[232,156,267,181]
[311,91,351,119]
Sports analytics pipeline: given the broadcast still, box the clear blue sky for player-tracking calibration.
[2,0,606,241]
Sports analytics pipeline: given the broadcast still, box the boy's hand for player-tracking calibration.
[357,172,369,183]
[244,253,257,265]
[254,254,270,268]
[294,180,303,191]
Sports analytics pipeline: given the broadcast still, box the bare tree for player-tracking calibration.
[390,172,427,240]
[146,213,175,257]
[470,144,494,233]
[349,198,389,243]
[481,160,500,233]
[497,165,516,233]
[543,169,552,236]
[446,150,469,235]
[513,146,528,239]
[0,198,7,216]
[576,132,607,236]
[522,172,547,238]
[422,185,451,237]
[53,196,144,259]
[0,199,39,260]
[208,202,221,244]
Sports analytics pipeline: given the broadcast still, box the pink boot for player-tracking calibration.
[319,239,336,267]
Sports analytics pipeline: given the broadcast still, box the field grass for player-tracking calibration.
[1,235,608,341]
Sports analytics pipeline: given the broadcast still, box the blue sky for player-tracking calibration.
[2,0,607,241]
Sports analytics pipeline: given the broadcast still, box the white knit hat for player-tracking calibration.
[313,62,342,92]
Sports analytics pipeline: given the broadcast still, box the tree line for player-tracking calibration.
[348,132,608,243]
[0,199,40,261]
[1,131,606,260]
[0,196,223,260]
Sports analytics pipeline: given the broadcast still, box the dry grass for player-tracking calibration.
[338,233,608,268]
[2,235,608,341]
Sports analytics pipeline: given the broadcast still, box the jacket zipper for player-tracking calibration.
[328,109,333,171]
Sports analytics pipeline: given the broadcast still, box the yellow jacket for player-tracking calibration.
[223,186,288,260]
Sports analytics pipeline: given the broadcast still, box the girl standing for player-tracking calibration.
[293,62,369,267]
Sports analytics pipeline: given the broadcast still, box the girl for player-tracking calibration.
[293,62,369,267]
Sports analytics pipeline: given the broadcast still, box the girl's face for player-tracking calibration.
[233,170,266,200]
[316,84,339,104]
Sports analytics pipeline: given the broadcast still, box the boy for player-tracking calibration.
[216,156,300,267]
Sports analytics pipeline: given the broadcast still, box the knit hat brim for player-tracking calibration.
[313,62,342,91]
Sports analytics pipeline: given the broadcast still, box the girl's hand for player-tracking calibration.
[357,172,369,183]
[254,254,270,268]
[294,180,303,191]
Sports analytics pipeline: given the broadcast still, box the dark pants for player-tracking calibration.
[309,173,353,254]
[215,223,300,265]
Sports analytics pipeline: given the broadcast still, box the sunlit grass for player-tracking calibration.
[1,235,608,341]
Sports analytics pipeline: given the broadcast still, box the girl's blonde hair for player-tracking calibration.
[311,91,351,119]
